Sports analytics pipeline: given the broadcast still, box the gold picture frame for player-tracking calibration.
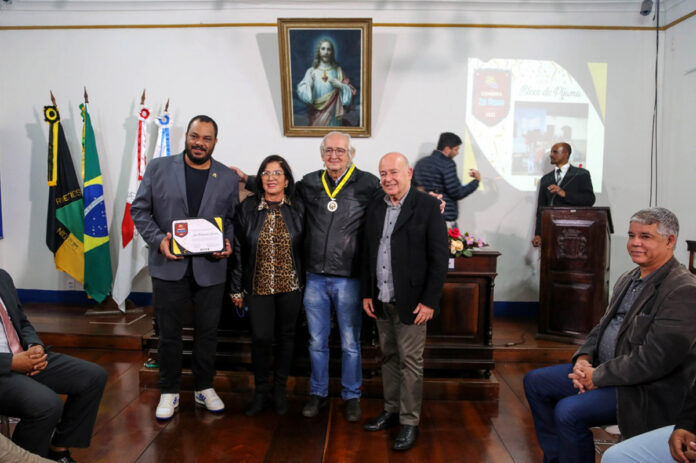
[278,18,372,137]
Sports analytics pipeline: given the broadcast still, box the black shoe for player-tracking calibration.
[245,392,270,416]
[55,458,78,463]
[273,389,289,416]
[363,411,399,431]
[393,425,419,451]
[302,394,328,418]
[345,398,361,422]
[49,450,78,463]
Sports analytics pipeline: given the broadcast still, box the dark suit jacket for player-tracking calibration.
[131,153,239,287]
[361,188,449,324]
[573,257,696,438]
[675,379,696,434]
[535,165,595,235]
[0,269,43,376]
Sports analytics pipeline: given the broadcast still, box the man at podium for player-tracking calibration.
[532,142,595,247]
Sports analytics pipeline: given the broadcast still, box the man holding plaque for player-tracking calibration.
[132,115,238,420]
[297,132,380,421]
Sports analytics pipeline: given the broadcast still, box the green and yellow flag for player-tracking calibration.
[44,104,84,283]
[81,102,112,302]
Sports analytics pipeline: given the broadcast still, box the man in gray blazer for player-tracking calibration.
[524,207,696,463]
[132,115,238,420]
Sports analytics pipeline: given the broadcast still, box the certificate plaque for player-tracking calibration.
[171,217,224,256]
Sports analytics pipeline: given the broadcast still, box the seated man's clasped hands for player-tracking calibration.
[568,356,594,393]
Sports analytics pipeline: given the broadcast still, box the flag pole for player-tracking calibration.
[82,86,121,315]
[111,90,152,313]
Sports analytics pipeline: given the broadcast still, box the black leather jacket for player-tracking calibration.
[230,194,305,294]
[297,167,381,278]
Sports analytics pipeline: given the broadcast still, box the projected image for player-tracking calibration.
[512,102,588,176]
[465,59,605,192]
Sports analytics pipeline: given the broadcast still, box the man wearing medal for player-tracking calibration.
[296,131,381,422]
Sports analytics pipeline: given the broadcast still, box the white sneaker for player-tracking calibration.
[155,393,179,420]
[194,388,225,413]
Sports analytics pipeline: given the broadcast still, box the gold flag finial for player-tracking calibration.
[50,90,57,107]
[140,89,146,105]
[164,98,170,112]
[84,86,89,104]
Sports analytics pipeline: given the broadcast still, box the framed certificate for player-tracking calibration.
[171,217,224,256]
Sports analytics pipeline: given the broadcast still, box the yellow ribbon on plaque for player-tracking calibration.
[321,163,356,212]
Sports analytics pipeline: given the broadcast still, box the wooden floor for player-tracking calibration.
[22,306,581,463]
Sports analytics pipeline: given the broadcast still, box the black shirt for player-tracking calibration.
[184,162,209,217]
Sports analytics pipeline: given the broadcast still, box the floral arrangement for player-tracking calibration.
[448,227,488,257]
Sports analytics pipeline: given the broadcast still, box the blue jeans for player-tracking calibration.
[602,425,674,463]
[523,363,618,463]
[304,272,362,400]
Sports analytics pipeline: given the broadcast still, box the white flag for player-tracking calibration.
[153,111,172,159]
[112,105,152,312]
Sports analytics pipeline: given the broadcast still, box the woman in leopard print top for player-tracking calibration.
[231,155,304,417]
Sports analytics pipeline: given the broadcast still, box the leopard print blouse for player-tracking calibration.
[253,198,299,295]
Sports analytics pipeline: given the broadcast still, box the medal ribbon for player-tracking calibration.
[322,163,356,200]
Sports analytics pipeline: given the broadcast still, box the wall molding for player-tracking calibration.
[1,0,692,29]
[1,17,692,31]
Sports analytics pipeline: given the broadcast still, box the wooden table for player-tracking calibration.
[424,250,500,375]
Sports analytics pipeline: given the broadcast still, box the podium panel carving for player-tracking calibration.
[538,207,612,343]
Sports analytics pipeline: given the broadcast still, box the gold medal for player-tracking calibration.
[327,200,338,212]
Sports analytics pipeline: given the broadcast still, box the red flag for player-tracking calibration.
[112,104,151,311]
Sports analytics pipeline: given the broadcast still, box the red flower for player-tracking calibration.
[448,227,461,239]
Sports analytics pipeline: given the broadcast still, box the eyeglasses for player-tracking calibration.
[260,170,284,177]
[323,147,347,156]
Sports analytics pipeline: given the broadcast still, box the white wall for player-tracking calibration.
[661,4,696,270]
[0,1,693,303]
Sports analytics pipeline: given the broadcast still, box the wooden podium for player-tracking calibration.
[538,207,613,343]
[426,251,500,374]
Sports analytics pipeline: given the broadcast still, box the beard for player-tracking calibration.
[185,144,214,165]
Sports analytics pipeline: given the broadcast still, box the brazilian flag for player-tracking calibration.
[45,105,84,284]
[81,103,112,303]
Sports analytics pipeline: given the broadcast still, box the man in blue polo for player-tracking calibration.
[413,132,480,227]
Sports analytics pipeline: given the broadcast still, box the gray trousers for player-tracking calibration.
[376,302,427,426]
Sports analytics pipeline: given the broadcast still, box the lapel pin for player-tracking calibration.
[213,173,217,178]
